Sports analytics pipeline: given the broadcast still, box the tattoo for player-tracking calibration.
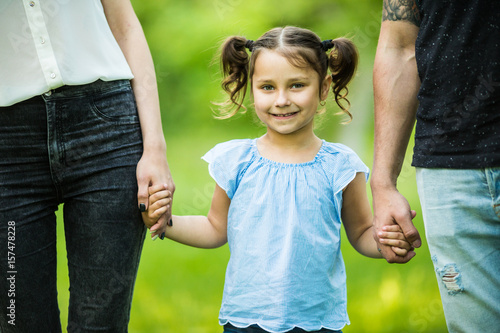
[383,0,421,26]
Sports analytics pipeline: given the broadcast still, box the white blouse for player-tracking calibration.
[0,0,134,106]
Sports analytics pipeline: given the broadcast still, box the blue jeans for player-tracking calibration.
[0,80,146,332]
[416,168,500,332]
[223,323,341,333]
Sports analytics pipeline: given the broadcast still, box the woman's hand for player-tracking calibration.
[137,148,175,238]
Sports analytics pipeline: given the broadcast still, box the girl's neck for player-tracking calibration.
[257,131,323,164]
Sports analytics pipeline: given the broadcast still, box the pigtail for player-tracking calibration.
[327,38,358,122]
[216,36,252,118]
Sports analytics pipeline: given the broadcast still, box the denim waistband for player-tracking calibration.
[42,79,131,100]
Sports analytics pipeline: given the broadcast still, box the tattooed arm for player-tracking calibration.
[383,0,421,25]
[370,0,421,263]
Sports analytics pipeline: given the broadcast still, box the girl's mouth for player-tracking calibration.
[271,111,299,118]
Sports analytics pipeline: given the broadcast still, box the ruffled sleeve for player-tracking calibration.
[321,142,370,195]
[201,139,255,199]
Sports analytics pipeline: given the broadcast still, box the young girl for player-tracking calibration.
[146,26,413,333]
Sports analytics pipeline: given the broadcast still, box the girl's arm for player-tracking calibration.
[102,0,175,238]
[342,173,413,258]
[147,184,230,248]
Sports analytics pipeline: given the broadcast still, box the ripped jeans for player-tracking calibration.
[416,168,500,333]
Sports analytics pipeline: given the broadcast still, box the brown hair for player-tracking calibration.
[216,26,358,120]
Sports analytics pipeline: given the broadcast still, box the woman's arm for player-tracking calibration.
[101,0,175,238]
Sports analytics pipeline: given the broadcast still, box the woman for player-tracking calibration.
[0,1,173,332]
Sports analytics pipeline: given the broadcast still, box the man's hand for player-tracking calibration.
[372,186,421,263]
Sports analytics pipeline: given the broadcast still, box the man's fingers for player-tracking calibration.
[383,247,416,263]
[399,220,422,248]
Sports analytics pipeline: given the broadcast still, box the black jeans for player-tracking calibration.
[0,80,146,332]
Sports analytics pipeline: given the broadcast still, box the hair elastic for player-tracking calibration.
[245,39,254,51]
[321,39,334,51]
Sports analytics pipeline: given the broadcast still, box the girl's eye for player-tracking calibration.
[291,83,304,89]
[261,85,274,91]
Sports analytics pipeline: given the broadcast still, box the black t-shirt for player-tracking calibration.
[412,0,500,168]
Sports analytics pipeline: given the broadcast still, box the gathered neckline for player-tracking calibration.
[251,138,325,167]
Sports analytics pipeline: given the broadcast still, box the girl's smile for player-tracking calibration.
[270,111,299,118]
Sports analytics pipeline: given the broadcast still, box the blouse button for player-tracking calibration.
[29,1,35,7]
[50,73,56,79]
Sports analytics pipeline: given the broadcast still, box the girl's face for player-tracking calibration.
[251,49,331,138]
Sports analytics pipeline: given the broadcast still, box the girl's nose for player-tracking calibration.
[274,90,291,107]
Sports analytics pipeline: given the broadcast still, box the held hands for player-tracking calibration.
[141,183,173,239]
[377,224,414,257]
[372,187,422,263]
[137,149,175,239]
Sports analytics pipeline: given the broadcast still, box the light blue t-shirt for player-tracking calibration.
[202,139,369,333]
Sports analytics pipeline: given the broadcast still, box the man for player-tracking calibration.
[371,0,499,331]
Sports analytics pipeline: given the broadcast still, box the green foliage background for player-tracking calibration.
[55,0,447,332]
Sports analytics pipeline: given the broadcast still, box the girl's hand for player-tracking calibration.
[377,224,415,257]
[142,183,172,230]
